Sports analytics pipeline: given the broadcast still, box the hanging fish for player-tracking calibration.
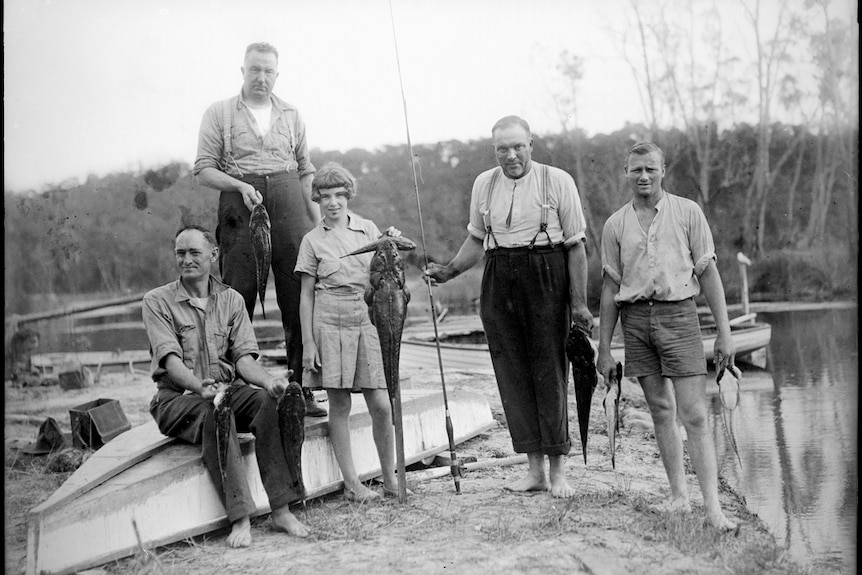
[717,364,743,467]
[343,234,417,420]
[249,203,272,319]
[566,324,598,464]
[213,383,242,487]
[343,233,417,502]
[277,381,307,499]
[603,362,623,469]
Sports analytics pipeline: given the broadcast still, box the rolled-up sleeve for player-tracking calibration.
[142,293,183,371]
[557,171,587,246]
[294,234,318,276]
[293,110,316,178]
[466,173,489,241]
[600,217,623,285]
[193,102,224,176]
[689,204,716,277]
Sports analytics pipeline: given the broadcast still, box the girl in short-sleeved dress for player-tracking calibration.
[295,162,401,502]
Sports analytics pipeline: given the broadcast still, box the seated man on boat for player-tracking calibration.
[142,225,310,547]
[596,142,737,531]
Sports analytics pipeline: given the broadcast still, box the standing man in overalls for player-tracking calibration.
[194,41,325,417]
[424,115,592,498]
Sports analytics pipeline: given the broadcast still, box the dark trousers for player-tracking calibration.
[216,171,313,385]
[479,245,572,456]
[149,385,301,522]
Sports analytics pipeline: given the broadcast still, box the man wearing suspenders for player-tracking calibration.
[425,116,592,498]
[194,42,326,417]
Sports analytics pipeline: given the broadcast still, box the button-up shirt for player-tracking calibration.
[601,191,716,305]
[142,275,259,385]
[295,214,381,293]
[466,162,587,250]
[193,92,316,179]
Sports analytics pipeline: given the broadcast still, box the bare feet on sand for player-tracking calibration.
[504,473,549,493]
[271,506,310,538]
[344,484,382,503]
[707,509,738,532]
[658,496,693,514]
[227,517,252,548]
[548,476,576,498]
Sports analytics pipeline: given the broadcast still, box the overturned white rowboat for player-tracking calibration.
[26,388,495,575]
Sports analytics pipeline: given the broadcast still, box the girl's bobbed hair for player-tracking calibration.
[311,162,357,202]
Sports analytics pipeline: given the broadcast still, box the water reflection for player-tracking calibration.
[708,309,857,573]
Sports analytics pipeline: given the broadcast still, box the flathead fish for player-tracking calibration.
[717,365,743,467]
[343,234,417,502]
[603,362,623,469]
[277,381,307,499]
[343,235,417,415]
[249,203,272,319]
[213,383,241,487]
[566,324,598,464]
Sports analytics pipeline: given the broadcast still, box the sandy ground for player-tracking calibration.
[5,364,807,575]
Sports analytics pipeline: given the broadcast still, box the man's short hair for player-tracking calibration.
[311,162,358,203]
[175,225,217,248]
[245,42,279,61]
[491,115,531,138]
[625,141,665,169]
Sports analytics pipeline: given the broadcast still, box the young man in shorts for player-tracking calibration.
[596,142,737,531]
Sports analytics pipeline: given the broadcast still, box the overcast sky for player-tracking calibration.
[3,0,854,192]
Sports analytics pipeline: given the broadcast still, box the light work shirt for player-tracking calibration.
[142,275,259,385]
[193,92,316,178]
[295,214,381,293]
[601,191,716,305]
[467,162,587,250]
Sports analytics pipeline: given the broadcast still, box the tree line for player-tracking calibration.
[4,121,856,316]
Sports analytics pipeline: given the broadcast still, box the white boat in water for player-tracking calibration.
[395,313,772,373]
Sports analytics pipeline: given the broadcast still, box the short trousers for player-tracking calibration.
[303,290,387,391]
[619,297,706,378]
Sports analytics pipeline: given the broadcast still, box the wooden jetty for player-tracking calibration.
[26,388,495,575]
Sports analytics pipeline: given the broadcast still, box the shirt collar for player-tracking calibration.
[173,275,230,302]
[235,92,295,113]
[321,213,363,232]
[500,161,538,185]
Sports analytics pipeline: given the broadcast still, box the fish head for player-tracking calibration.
[342,235,417,258]
[249,204,271,230]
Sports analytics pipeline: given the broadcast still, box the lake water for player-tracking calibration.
[17,303,857,571]
[709,309,857,573]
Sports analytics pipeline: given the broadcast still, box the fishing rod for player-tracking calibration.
[388,0,462,495]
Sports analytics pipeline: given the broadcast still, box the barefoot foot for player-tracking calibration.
[707,510,738,532]
[658,496,692,514]
[227,516,252,548]
[504,474,549,493]
[343,484,381,503]
[548,477,576,498]
[271,505,310,538]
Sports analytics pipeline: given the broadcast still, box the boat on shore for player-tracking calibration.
[394,313,772,373]
[26,388,495,575]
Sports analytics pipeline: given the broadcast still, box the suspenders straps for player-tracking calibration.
[485,163,555,250]
[221,98,234,160]
[484,167,504,249]
[529,164,554,248]
[220,97,245,177]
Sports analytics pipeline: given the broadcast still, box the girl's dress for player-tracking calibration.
[295,215,386,391]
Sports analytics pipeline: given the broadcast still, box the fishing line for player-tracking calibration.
[388,0,462,494]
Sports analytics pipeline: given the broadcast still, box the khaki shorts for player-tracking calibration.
[619,298,706,378]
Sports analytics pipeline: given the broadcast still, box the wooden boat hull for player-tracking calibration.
[26,388,495,575]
